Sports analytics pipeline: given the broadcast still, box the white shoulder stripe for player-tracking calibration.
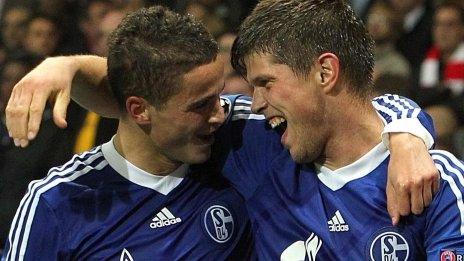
[391,94,420,118]
[373,94,421,121]
[382,96,405,119]
[235,99,252,105]
[6,148,107,261]
[391,94,414,109]
[47,146,102,176]
[232,114,265,121]
[233,105,252,111]
[371,101,394,125]
[432,150,464,187]
[431,151,464,235]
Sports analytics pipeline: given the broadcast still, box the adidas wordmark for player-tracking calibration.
[150,207,182,228]
[327,210,349,232]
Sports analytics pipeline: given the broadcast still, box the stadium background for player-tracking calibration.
[0,0,463,254]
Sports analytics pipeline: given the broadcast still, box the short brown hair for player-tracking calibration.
[107,6,218,109]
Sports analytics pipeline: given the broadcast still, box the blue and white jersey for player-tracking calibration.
[210,94,456,260]
[2,139,252,260]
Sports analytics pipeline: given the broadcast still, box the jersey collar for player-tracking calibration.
[315,143,389,191]
[101,137,187,195]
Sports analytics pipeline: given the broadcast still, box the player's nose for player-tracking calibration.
[251,87,267,114]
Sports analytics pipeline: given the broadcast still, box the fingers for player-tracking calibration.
[396,181,411,217]
[410,179,424,215]
[27,91,49,140]
[52,91,70,129]
[5,85,33,146]
[386,181,400,225]
[387,134,441,221]
[390,173,439,225]
[422,177,433,208]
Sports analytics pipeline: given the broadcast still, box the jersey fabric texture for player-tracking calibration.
[2,139,253,260]
[208,94,459,260]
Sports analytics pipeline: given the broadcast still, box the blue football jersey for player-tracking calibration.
[210,94,459,260]
[2,139,253,260]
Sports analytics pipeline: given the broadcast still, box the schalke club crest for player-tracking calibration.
[367,227,411,261]
[203,205,234,243]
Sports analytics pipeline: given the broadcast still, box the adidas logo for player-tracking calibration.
[327,210,349,232]
[150,207,182,228]
[120,248,134,261]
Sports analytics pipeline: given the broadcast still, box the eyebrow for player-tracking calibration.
[186,83,225,110]
[250,75,274,87]
[186,95,214,110]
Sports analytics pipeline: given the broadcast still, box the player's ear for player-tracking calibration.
[315,53,340,94]
[126,96,151,125]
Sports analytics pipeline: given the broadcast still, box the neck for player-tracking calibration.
[315,90,383,170]
[114,118,182,176]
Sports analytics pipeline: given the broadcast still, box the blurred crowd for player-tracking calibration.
[0,0,463,250]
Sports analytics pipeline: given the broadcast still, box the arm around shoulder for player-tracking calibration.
[5,55,118,147]
[371,94,439,223]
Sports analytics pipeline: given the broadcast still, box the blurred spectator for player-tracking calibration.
[419,0,464,96]
[35,0,67,18]
[217,33,252,96]
[425,104,460,154]
[1,7,30,54]
[80,0,115,53]
[0,56,76,247]
[113,0,147,13]
[366,1,411,81]
[33,0,87,54]
[218,33,236,77]
[374,74,412,97]
[184,0,226,37]
[23,14,61,58]
[349,0,377,20]
[178,0,244,36]
[390,0,434,88]
[74,8,121,153]
[93,9,125,56]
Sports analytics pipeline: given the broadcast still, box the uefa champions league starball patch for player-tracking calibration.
[202,204,235,243]
[440,249,464,261]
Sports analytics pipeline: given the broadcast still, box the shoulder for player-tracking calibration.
[221,94,265,122]
[430,150,464,186]
[32,146,110,207]
[428,150,464,216]
[424,150,464,256]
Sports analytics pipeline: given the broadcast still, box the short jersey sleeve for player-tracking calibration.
[425,150,464,258]
[372,94,436,149]
[2,193,67,261]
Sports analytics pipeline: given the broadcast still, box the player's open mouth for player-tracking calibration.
[269,116,287,134]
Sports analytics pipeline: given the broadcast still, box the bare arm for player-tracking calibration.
[71,57,119,118]
[5,55,119,147]
[372,94,439,225]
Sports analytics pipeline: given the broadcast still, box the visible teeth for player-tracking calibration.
[269,117,286,129]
